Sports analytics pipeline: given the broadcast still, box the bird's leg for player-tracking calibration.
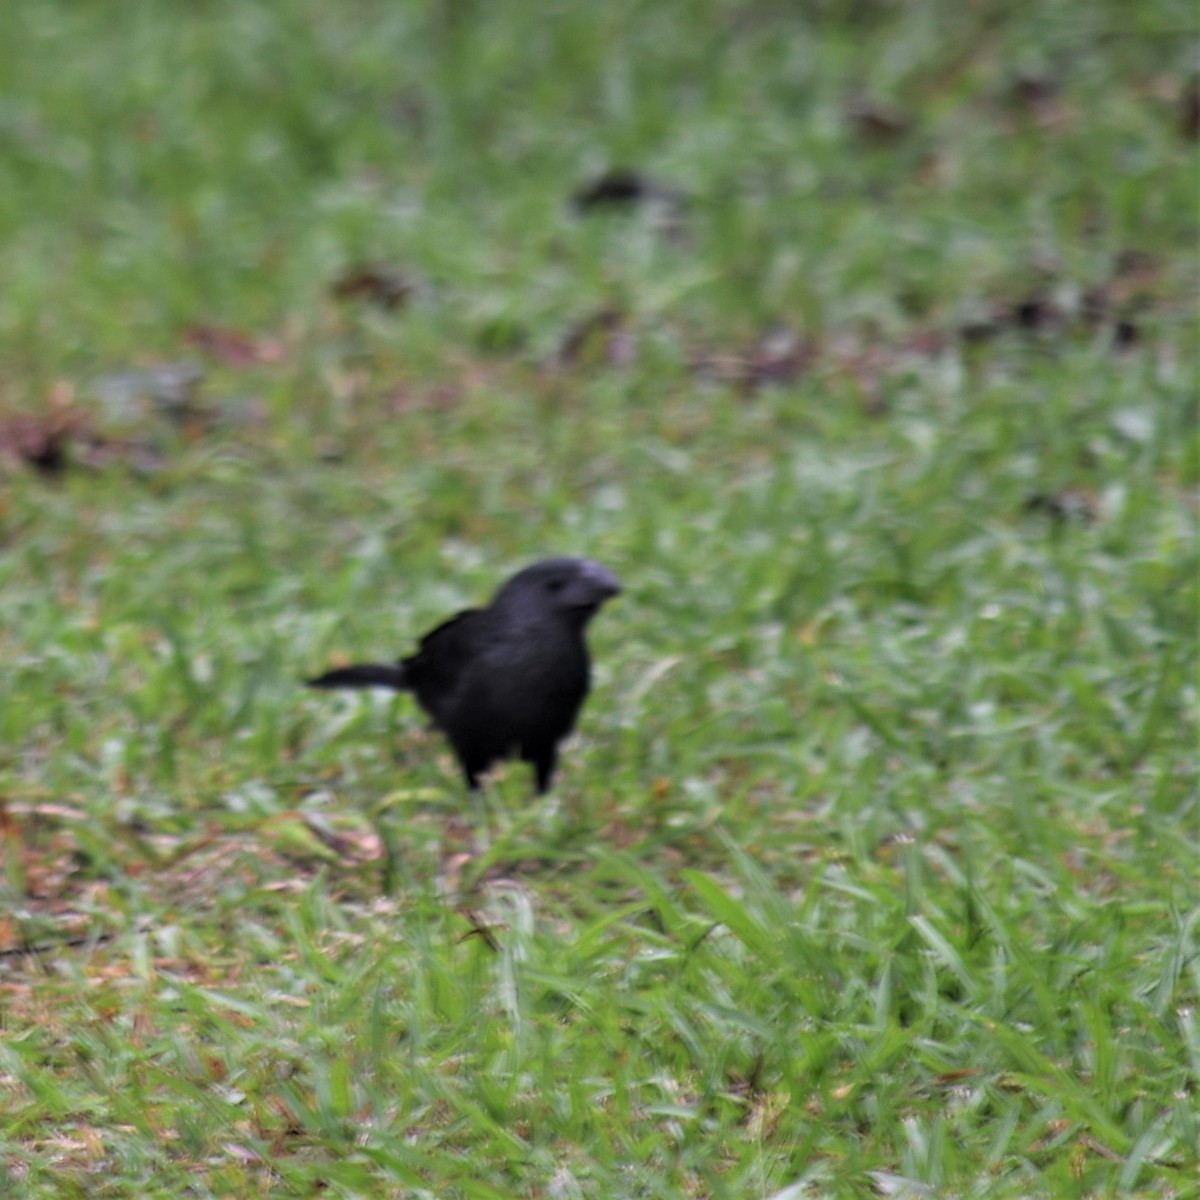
[530,747,558,795]
[458,757,498,850]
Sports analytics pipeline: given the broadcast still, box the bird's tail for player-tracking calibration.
[306,663,409,690]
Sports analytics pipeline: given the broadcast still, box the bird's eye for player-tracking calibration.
[546,578,566,592]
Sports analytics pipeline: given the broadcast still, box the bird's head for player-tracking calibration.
[491,557,621,625]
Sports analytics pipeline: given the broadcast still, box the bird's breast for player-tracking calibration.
[473,632,588,720]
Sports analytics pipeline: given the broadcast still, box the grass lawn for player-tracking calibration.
[0,1,1197,1196]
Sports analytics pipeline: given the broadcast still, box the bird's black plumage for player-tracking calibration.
[307,557,620,793]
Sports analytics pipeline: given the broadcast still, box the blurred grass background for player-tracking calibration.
[0,1,1196,1196]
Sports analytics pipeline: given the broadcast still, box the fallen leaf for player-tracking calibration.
[331,265,415,310]
[0,411,84,475]
[690,326,815,393]
[846,94,911,143]
[184,323,285,367]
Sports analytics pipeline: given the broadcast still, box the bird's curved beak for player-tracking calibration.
[579,559,622,602]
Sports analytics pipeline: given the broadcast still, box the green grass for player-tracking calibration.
[0,1,1197,1196]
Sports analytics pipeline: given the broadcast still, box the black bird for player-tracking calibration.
[307,557,621,793]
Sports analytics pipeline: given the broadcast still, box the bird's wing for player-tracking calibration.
[402,608,489,710]
[415,607,482,655]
